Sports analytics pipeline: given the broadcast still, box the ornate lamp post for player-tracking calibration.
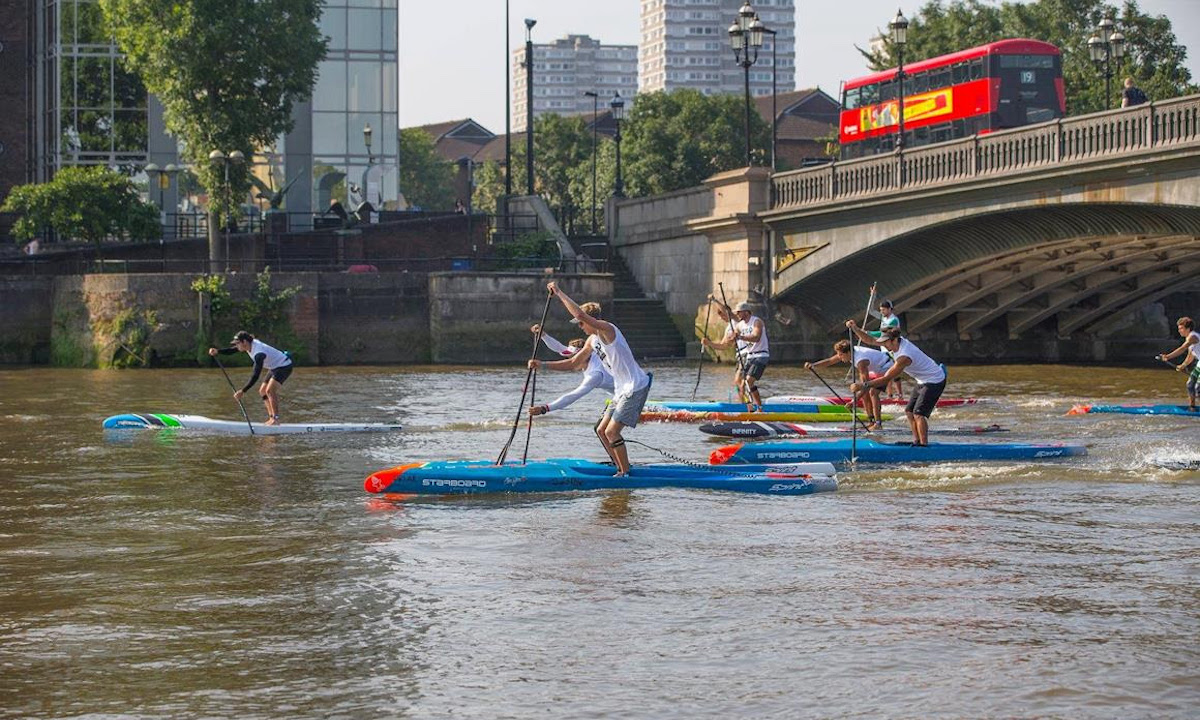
[208,149,244,272]
[889,9,909,153]
[584,90,599,233]
[145,162,178,268]
[1088,16,1126,109]
[611,91,625,199]
[728,1,763,167]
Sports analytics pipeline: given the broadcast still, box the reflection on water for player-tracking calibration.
[0,364,1197,718]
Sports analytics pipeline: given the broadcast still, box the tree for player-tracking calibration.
[1,166,160,255]
[100,0,326,266]
[398,128,455,210]
[622,89,771,197]
[859,0,1195,116]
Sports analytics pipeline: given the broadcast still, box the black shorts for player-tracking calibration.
[906,379,946,418]
[740,357,768,382]
[268,364,293,385]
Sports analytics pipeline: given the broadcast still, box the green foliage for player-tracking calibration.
[99,0,327,222]
[492,231,560,270]
[1,166,160,250]
[860,0,1196,116]
[191,268,304,363]
[399,128,456,210]
[622,89,771,196]
[99,308,158,368]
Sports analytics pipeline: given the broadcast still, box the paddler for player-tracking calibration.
[805,339,893,430]
[876,300,903,399]
[846,322,946,446]
[527,320,615,416]
[1156,316,1199,411]
[208,331,293,425]
[530,282,651,476]
[702,298,769,411]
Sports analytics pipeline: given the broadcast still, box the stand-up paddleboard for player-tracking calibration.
[709,438,1086,466]
[364,458,838,496]
[699,421,1008,439]
[647,400,867,414]
[103,413,403,435]
[765,395,981,408]
[1068,404,1200,416]
[641,409,893,423]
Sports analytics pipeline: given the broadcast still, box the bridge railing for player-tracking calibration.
[772,93,1200,210]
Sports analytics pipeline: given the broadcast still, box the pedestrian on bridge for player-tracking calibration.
[703,299,769,412]
[847,322,947,446]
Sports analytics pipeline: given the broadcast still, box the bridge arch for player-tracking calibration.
[773,202,1200,340]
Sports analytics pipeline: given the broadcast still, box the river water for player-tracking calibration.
[0,363,1197,718]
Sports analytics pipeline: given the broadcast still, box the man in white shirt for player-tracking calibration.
[703,300,769,411]
[530,283,651,475]
[846,322,947,446]
[805,338,893,430]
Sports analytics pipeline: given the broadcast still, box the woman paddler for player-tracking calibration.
[208,331,294,425]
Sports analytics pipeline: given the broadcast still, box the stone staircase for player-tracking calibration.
[606,253,687,360]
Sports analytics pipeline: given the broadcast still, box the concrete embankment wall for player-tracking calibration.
[0,271,611,367]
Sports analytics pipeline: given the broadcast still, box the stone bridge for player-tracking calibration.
[764,94,1200,346]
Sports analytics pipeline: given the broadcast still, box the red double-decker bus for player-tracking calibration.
[839,39,1066,159]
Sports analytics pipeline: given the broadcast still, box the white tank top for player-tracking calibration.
[595,326,649,397]
[852,345,893,375]
[735,315,769,357]
[894,338,944,384]
[586,336,613,380]
[248,339,290,370]
[1187,331,1200,364]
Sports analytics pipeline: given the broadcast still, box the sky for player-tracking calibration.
[399,0,1200,131]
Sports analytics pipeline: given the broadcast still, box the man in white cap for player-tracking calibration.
[702,299,769,411]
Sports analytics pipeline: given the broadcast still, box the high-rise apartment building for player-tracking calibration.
[639,0,795,97]
[512,34,638,132]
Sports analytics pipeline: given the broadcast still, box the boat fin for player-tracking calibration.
[1066,404,1092,416]
[708,444,743,465]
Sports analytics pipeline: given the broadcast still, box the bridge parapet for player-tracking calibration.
[772,94,1200,210]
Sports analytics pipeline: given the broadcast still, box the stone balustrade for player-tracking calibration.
[772,93,1200,210]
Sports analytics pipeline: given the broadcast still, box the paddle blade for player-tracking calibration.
[708,444,743,465]
[1066,404,1092,416]
[364,462,423,493]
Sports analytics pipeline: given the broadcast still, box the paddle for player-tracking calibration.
[849,325,858,465]
[716,283,753,409]
[213,355,255,436]
[497,288,554,465]
[1155,354,1179,369]
[807,366,872,432]
[691,295,713,400]
[846,282,878,382]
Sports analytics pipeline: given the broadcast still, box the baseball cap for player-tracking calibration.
[734,301,752,312]
[230,330,253,345]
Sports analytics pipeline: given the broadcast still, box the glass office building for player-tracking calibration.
[303,0,399,216]
[19,0,398,225]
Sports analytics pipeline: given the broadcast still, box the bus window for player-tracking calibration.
[952,63,967,85]
[969,58,984,80]
[910,72,929,94]
[844,87,860,109]
[859,84,878,106]
[879,80,896,102]
[929,69,951,90]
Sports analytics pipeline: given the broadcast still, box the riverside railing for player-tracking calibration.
[772,93,1200,211]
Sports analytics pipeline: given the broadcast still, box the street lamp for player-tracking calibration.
[208,148,244,272]
[584,90,599,233]
[145,162,179,267]
[361,123,375,215]
[729,1,763,168]
[1088,16,1126,110]
[890,9,909,151]
[611,91,625,199]
[524,18,537,196]
[756,16,778,172]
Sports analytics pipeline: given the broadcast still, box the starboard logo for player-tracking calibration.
[760,451,811,460]
[422,478,488,488]
[1034,450,1064,458]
